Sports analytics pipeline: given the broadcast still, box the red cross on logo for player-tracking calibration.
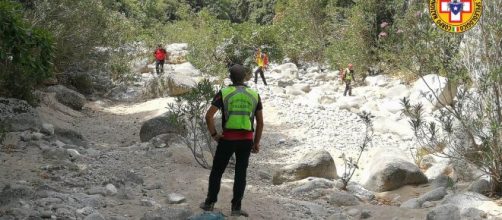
[439,0,472,23]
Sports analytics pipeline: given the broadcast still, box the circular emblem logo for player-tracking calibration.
[429,0,482,33]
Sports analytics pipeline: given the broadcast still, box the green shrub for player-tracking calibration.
[167,79,217,169]
[0,1,54,103]
[401,0,502,194]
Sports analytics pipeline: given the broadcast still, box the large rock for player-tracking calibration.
[378,99,404,114]
[141,67,202,97]
[401,187,448,208]
[273,150,337,185]
[426,204,460,220]
[338,96,367,110]
[418,187,447,203]
[140,207,192,220]
[285,86,305,96]
[409,74,457,111]
[365,75,388,87]
[372,117,413,138]
[54,127,87,147]
[292,177,335,194]
[172,62,201,77]
[346,182,375,201]
[272,63,299,80]
[425,161,452,180]
[140,114,180,142]
[166,74,197,96]
[401,198,421,209]
[461,208,487,220]
[327,191,360,207]
[47,85,86,110]
[385,84,410,100]
[441,192,491,213]
[0,98,42,132]
[361,149,428,192]
[467,179,491,194]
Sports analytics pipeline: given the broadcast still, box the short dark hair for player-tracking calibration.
[229,64,246,84]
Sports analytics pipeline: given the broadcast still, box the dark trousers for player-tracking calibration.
[205,140,253,210]
[155,59,165,74]
[254,67,267,85]
[344,80,352,96]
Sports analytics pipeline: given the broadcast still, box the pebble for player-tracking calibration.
[67,149,81,158]
[77,207,95,215]
[140,198,161,208]
[422,201,435,208]
[32,132,45,140]
[346,208,360,217]
[166,193,186,204]
[106,184,118,196]
[42,123,55,135]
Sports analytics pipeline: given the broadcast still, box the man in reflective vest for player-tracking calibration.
[200,64,264,217]
[343,63,355,96]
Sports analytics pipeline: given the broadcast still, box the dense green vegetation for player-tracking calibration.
[0,1,53,103]
[1,0,500,99]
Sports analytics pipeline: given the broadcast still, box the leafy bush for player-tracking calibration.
[401,0,502,195]
[0,1,54,103]
[167,79,218,168]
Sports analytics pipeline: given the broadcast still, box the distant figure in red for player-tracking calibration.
[154,45,169,75]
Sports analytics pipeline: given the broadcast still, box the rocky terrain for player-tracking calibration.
[1,44,502,220]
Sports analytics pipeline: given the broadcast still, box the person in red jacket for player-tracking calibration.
[154,45,169,75]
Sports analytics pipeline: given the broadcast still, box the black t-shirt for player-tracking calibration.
[211,86,263,130]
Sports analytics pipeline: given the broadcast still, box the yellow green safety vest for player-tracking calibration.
[345,68,353,81]
[221,86,259,131]
[256,53,264,67]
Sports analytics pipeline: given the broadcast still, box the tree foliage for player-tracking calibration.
[401,0,502,195]
[0,1,54,103]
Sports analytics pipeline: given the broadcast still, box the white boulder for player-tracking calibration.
[172,62,201,77]
[361,148,428,192]
[273,150,338,185]
[409,74,457,111]
[365,75,389,87]
[272,63,299,80]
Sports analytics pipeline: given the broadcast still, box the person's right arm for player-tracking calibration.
[252,110,264,153]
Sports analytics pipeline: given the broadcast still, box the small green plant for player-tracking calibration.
[340,111,374,190]
[167,79,218,169]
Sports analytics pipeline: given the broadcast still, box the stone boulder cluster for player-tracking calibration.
[254,62,499,219]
